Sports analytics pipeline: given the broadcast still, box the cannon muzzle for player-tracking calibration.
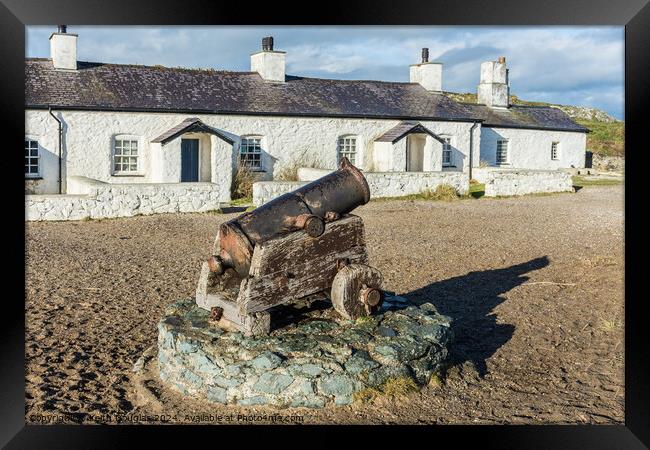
[217,157,370,277]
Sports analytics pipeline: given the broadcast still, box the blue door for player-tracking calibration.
[181,139,199,182]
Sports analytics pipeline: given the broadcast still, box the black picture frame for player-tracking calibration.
[2,0,647,447]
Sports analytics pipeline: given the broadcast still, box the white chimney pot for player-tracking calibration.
[477,58,509,108]
[250,37,285,82]
[50,30,78,71]
[410,61,443,92]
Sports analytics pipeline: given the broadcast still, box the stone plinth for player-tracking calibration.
[157,296,452,408]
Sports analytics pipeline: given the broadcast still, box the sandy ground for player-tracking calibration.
[25,185,624,425]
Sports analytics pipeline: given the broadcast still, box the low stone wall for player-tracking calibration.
[474,168,573,197]
[296,167,331,181]
[252,181,308,206]
[254,171,469,205]
[26,194,94,222]
[592,154,624,173]
[26,178,225,221]
[366,171,469,197]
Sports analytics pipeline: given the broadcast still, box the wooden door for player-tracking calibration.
[181,139,199,182]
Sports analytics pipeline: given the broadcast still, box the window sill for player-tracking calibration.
[111,174,146,177]
[25,177,43,180]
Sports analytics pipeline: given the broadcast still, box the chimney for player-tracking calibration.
[250,36,286,82]
[409,48,442,92]
[49,25,77,70]
[477,56,509,109]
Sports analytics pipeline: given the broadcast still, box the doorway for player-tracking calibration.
[181,138,199,182]
[405,134,424,172]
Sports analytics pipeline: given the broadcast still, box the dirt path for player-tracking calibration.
[25,186,624,424]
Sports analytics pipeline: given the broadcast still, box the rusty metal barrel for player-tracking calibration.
[217,157,370,277]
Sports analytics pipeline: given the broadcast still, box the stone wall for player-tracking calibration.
[252,181,308,206]
[157,298,452,408]
[592,154,624,173]
[474,168,573,197]
[26,178,225,221]
[365,171,469,197]
[254,171,469,206]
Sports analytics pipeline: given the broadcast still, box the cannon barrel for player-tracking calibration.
[217,157,370,277]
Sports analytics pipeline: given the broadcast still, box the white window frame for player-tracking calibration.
[441,136,453,167]
[112,135,141,175]
[337,135,358,165]
[25,139,40,178]
[239,136,263,170]
[496,139,509,165]
[551,141,560,160]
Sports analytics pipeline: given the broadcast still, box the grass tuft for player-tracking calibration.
[572,176,623,188]
[469,182,485,199]
[428,373,443,389]
[381,376,419,397]
[354,377,420,404]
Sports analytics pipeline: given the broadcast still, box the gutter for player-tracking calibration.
[468,121,479,180]
[48,107,63,194]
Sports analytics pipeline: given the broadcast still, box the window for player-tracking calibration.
[240,137,262,170]
[441,137,453,167]
[25,140,40,177]
[113,138,139,174]
[551,141,560,160]
[496,139,509,165]
[337,136,357,165]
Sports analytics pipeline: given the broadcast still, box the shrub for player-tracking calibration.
[274,161,301,182]
[232,163,254,200]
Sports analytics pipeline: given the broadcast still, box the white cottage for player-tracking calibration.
[25,28,588,200]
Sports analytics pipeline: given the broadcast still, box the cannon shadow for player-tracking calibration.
[402,256,550,377]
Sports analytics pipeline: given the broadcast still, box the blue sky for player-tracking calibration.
[26,26,624,119]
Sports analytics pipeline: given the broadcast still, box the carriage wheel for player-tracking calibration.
[331,264,384,320]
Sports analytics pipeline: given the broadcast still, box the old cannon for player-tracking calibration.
[195,157,384,335]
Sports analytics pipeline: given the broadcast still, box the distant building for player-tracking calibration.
[25,27,587,198]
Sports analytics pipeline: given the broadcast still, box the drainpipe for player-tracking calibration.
[468,121,479,180]
[48,107,63,194]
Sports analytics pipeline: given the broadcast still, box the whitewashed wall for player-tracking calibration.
[254,171,469,205]
[480,126,586,169]
[25,109,478,194]
[366,171,469,197]
[252,181,307,206]
[24,111,64,194]
[26,179,226,221]
[474,168,573,197]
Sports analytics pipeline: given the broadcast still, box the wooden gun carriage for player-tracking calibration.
[195,158,384,336]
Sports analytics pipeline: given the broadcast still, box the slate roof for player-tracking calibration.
[151,117,234,144]
[375,121,446,143]
[462,103,589,132]
[25,58,588,132]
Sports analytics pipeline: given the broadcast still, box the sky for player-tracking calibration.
[26,26,624,119]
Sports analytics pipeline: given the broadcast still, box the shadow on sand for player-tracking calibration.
[403,256,550,377]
